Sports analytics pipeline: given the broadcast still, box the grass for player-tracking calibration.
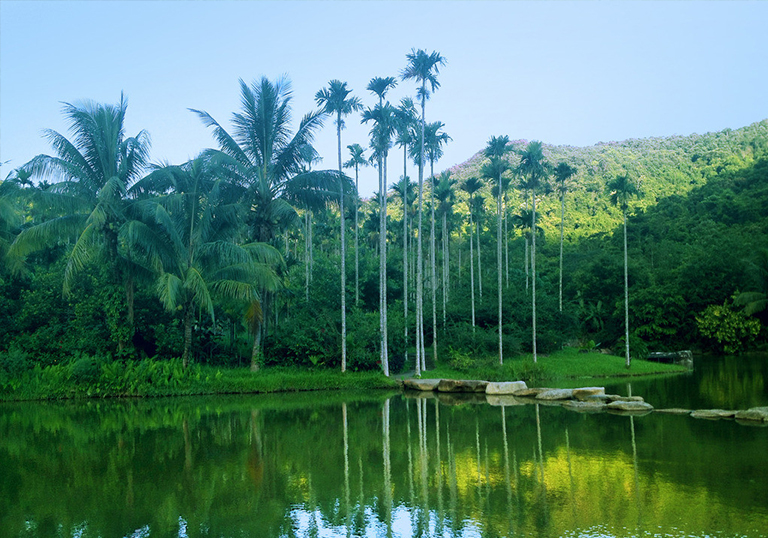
[419,346,689,385]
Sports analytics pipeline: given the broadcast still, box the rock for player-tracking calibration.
[513,387,553,397]
[536,388,574,401]
[562,400,606,413]
[655,408,692,415]
[403,378,441,391]
[486,394,527,407]
[690,409,736,420]
[734,407,768,422]
[572,387,606,400]
[606,400,654,412]
[486,381,528,395]
[436,379,489,393]
[607,395,645,403]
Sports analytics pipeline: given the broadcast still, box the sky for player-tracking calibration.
[1,0,767,197]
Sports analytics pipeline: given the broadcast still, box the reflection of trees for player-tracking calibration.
[2,393,768,537]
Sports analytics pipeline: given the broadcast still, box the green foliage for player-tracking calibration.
[696,299,762,354]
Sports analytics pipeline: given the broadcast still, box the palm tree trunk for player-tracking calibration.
[381,154,389,376]
[624,210,630,368]
[182,306,193,369]
[416,91,426,374]
[442,211,448,327]
[497,182,503,365]
[559,192,565,312]
[476,214,483,298]
[337,118,346,372]
[532,192,538,364]
[305,212,310,303]
[504,190,509,288]
[469,207,476,330]
[430,162,437,364]
[355,165,360,306]
[250,321,262,372]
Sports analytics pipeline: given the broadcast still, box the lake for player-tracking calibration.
[2,354,767,538]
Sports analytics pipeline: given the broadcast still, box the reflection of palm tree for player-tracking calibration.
[607,173,641,367]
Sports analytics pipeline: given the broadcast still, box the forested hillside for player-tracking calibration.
[0,81,765,382]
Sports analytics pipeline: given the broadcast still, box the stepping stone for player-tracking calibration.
[403,378,441,391]
[573,387,606,400]
[655,408,692,415]
[606,400,654,412]
[690,409,736,420]
[513,387,554,397]
[437,379,489,393]
[486,381,528,395]
[734,407,768,422]
[536,388,574,401]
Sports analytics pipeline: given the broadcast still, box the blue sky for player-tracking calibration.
[1,0,766,197]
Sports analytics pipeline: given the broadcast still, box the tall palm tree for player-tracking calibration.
[462,177,483,330]
[344,143,368,306]
[607,173,641,368]
[402,48,446,372]
[517,141,548,363]
[192,77,348,365]
[9,94,150,350]
[553,162,577,312]
[394,175,416,371]
[434,171,456,326]
[482,135,511,365]
[316,80,363,373]
[127,155,282,368]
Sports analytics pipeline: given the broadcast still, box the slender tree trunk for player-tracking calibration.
[417,90,426,374]
[559,191,565,312]
[442,211,448,327]
[532,191,538,363]
[477,213,483,298]
[469,206,476,330]
[497,180,503,365]
[337,118,346,372]
[250,321,262,372]
[380,154,389,376]
[355,164,360,306]
[403,178,409,372]
[504,190,509,288]
[430,162,437,364]
[624,210,631,368]
[182,306,193,369]
[305,212,310,303]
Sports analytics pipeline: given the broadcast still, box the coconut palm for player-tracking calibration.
[402,48,446,372]
[607,173,641,367]
[127,155,282,368]
[517,141,548,363]
[9,94,150,350]
[316,80,363,373]
[462,177,483,330]
[553,162,577,312]
[482,135,511,365]
[191,77,348,365]
[344,143,368,306]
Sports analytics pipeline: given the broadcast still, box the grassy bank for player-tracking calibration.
[0,348,688,401]
[420,347,689,385]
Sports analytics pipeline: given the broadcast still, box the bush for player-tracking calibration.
[696,299,761,354]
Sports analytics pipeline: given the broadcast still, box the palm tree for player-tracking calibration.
[9,94,150,350]
[462,177,483,330]
[482,135,511,365]
[553,162,577,312]
[394,175,416,372]
[402,48,446,372]
[344,143,368,306]
[191,77,348,365]
[517,141,548,363]
[607,173,641,368]
[434,171,456,326]
[127,155,282,368]
[316,80,363,373]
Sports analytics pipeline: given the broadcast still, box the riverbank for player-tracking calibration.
[0,348,688,401]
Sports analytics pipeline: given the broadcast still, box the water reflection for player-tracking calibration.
[2,389,768,538]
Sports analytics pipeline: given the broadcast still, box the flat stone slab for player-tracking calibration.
[734,407,768,422]
[514,387,554,397]
[536,388,574,401]
[562,400,606,413]
[606,400,654,412]
[437,379,489,393]
[486,394,527,407]
[573,387,606,400]
[607,395,645,403]
[403,378,441,391]
[690,409,737,420]
[655,408,692,415]
[486,381,528,395]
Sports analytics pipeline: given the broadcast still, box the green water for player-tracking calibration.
[2,358,768,538]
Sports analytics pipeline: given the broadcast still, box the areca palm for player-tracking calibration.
[482,135,511,365]
[517,141,548,363]
[402,48,446,372]
[434,171,456,326]
[316,80,363,373]
[127,155,282,368]
[344,143,368,306]
[9,95,150,350]
[394,175,416,368]
[607,173,641,368]
[553,162,577,312]
[462,177,483,329]
[191,77,348,364]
